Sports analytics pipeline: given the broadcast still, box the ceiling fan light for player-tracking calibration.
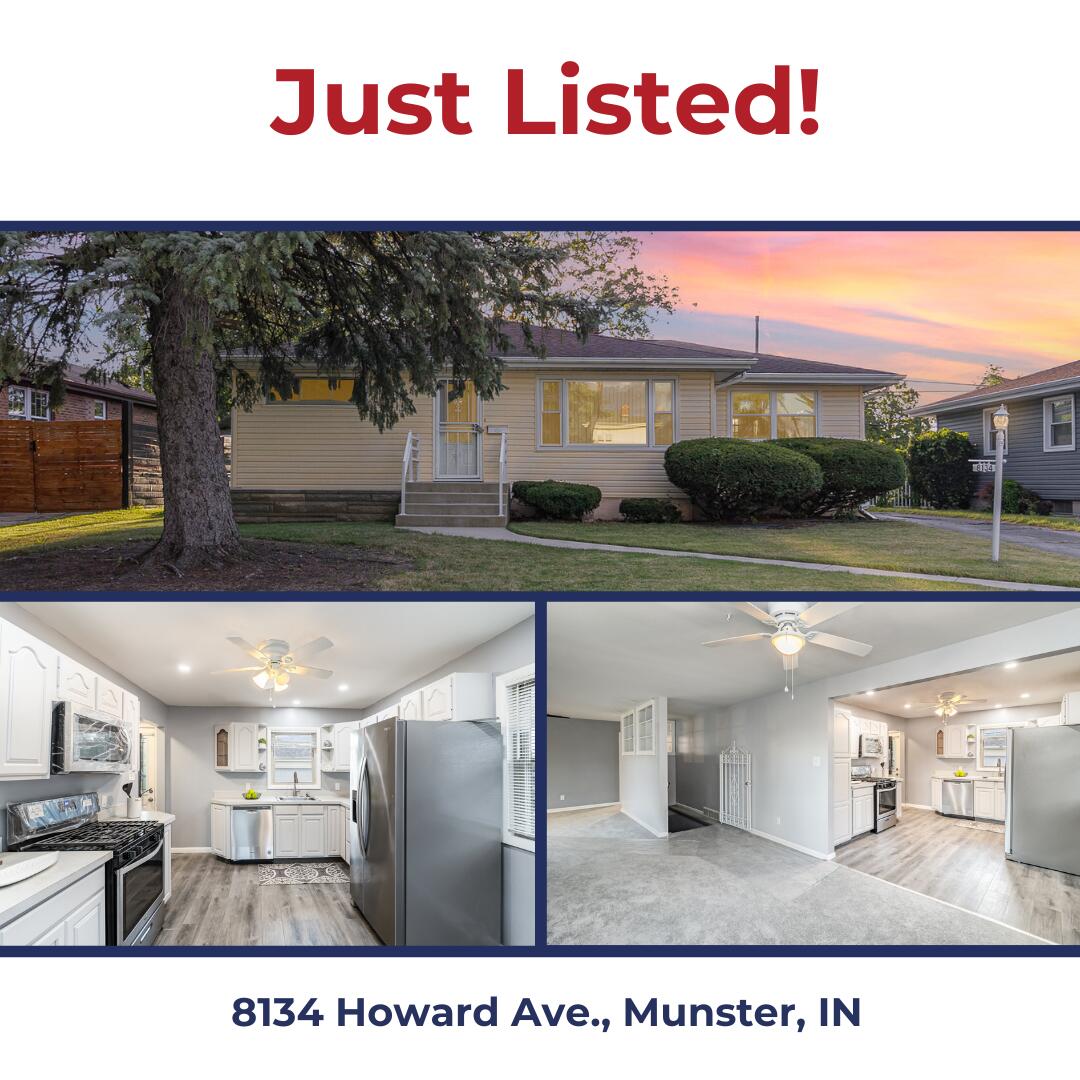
[770,629,805,656]
[252,670,272,690]
[273,673,290,691]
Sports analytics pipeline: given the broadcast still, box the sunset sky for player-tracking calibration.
[633,232,1080,384]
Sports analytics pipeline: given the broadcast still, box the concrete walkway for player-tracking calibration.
[399,525,1071,591]
[881,512,1080,559]
[0,511,72,528]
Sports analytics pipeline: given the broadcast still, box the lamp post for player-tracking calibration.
[991,404,1009,562]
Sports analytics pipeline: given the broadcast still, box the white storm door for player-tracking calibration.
[435,380,482,479]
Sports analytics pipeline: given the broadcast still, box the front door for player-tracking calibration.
[435,380,482,479]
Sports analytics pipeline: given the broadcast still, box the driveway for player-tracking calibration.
[884,513,1080,559]
[0,512,72,528]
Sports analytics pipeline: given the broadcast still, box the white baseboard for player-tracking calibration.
[621,807,668,838]
[749,827,834,861]
[171,846,212,854]
[547,801,619,814]
[903,802,933,811]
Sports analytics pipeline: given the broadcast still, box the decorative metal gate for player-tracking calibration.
[719,742,752,831]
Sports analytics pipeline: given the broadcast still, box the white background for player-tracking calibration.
[4,0,1080,220]
[1,954,1073,1074]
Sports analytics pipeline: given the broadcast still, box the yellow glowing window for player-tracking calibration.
[540,380,562,446]
[653,380,675,446]
[568,381,648,445]
[269,377,356,402]
[732,389,816,439]
[776,391,816,437]
[731,391,772,439]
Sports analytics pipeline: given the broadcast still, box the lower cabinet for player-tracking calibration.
[852,790,874,836]
[974,781,1006,822]
[300,807,326,858]
[162,823,173,904]
[831,756,852,845]
[210,803,230,859]
[0,867,106,946]
[274,808,300,858]
[931,777,943,812]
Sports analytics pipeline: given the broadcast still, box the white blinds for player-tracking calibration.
[504,674,536,846]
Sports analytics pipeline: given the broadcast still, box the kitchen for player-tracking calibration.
[0,600,535,948]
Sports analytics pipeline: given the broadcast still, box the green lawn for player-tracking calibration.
[874,506,1080,533]
[0,509,986,591]
[508,518,1080,588]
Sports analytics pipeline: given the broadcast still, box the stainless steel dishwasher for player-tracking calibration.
[231,806,274,860]
[941,778,974,818]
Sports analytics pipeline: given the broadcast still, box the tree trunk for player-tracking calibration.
[143,273,242,569]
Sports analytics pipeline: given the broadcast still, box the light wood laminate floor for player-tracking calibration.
[834,808,1080,944]
[156,854,381,946]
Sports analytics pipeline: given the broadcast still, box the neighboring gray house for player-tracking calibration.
[912,359,1080,514]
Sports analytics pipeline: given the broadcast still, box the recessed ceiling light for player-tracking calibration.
[177,663,191,674]
[1004,661,1018,669]
[903,703,911,709]
[1020,692,1031,699]
[994,703,1004,709]
[292,700,301,706]
[866,690,875,696]
[338,684,349,692]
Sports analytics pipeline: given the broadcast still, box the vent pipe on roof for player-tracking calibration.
[754,315,760,357]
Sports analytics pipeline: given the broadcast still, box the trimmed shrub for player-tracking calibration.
[1002,479,1052,516]
[774,437,907,516]
[619,497,683,524]
[514,479,602,521]
[664,438,823,521]
[907,429,977,509]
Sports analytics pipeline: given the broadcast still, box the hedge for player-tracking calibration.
[664,438,823,521]
[1001,479,1052,516]
[907,429,977,509]
[774,437,906,516]
[512,479,602,521]
[619,497,683,524]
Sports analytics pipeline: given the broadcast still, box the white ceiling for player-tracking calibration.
[835,648,1080,717]
[547,601,1079,720]
[19,601,533,710]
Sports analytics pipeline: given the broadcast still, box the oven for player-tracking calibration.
[115,830,165,945]
[874,781,898,833]
[53,700,134,774]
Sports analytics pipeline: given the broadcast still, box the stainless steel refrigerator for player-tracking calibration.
[349,717,503,946]
[1006,725,1080,876]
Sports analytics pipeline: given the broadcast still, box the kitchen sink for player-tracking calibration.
[274,795,318,802]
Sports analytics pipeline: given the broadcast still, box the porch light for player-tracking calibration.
[770,626,806,656]
[992,404,1010,431]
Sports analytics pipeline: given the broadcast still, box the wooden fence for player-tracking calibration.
[0,419,123,513]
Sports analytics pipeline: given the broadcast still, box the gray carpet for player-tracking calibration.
[547,808,1045,946]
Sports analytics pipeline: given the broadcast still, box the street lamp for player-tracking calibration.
[991,404,1009,562]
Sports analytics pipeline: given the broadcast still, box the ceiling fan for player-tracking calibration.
[701,602,872,694]
[912,690,988,719]
[211,636,334,698]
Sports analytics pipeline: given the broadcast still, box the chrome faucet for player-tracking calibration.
[292,770,299,797]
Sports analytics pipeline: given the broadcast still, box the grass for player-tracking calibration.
[0,508,987,591]
[508,518,1080,588]
[874,506,1080,533]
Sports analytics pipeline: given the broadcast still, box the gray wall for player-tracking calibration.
[943,396,1079,502]
[0,602,168,848]
[546,714,618,810]
[618,697,669,836]
[672,709,727,813]
[164,705,364,849]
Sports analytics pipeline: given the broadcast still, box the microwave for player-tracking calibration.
[859,733,885,758]
[52,700,134,774]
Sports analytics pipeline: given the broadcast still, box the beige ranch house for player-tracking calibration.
[229,326,901,525]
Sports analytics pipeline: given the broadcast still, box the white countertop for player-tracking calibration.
[211,795,349,808]
[0,850,109,927]
[99,810,177,825]
[933,772,1004,783]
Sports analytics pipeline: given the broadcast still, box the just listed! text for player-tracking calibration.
[232,996,860,1031]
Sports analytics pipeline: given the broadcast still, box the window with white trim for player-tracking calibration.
[1044,395,1074,452]
[635,701,655,755]
[731,389,817,439]
[267,728,320,789]
[92,399,107,420]
[497,664,535,851]
[620,711,636,755]
[537,378,676,448]
[7,386,50,420]
[983,407,1008,456]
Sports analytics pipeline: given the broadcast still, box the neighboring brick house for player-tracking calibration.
[4,365,163,507]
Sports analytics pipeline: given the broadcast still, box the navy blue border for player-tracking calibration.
[4,217,1079,957]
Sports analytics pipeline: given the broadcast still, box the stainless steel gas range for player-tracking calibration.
[7,793,165,946]
[851,766,898,833]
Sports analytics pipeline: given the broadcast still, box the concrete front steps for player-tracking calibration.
[395,481,508,527]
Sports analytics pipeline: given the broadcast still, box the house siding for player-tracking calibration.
[939,395,1080,503]
[715,384,865,438]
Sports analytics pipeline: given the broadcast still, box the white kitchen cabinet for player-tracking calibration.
[399,689,423,721]
[974,780,1006,822]
[0,619,59,781]
[300,806,327,857]
[324,804,345,859]
[162,823,173,903]
[210,803,230,858]
[995,784,1007,821]
[832,756,853,845]
[273,807,300,858]
[833,709,852,758]
[122,690,140,729]
[422,675,456,721]
[57,654,96,707]
[339,805,349,863]
[931,776,943,812]
[324,722,356,772]
[0,867,106,946]
[1060,691,1080,725]
[213,722,262,771]
[852,788,874,835]
[942,725,973,759]
[95,676,124,721]
[425,672,495,722]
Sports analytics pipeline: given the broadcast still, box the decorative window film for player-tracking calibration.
[498,665,535,851]
[731,389,817,439]
[539,379,675,448]
[1044,395,1074,451]
[268,729,319,788]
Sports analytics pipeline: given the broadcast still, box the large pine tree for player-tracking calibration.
[0,231,675,568]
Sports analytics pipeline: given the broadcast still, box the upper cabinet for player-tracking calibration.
[940,724,975,759]
[57,655,96,708]
[320,720,357,772]
[95,677,124,721]
[0,619,59,780]
[213,721,265,772]
[122,691,140,729]
[402,673,494,723]
[399,689,423,721]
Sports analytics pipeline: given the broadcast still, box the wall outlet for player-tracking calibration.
[334,782,342,791]
[776,816,781,825]
[812,756,822,767]
[559,794,565,801]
